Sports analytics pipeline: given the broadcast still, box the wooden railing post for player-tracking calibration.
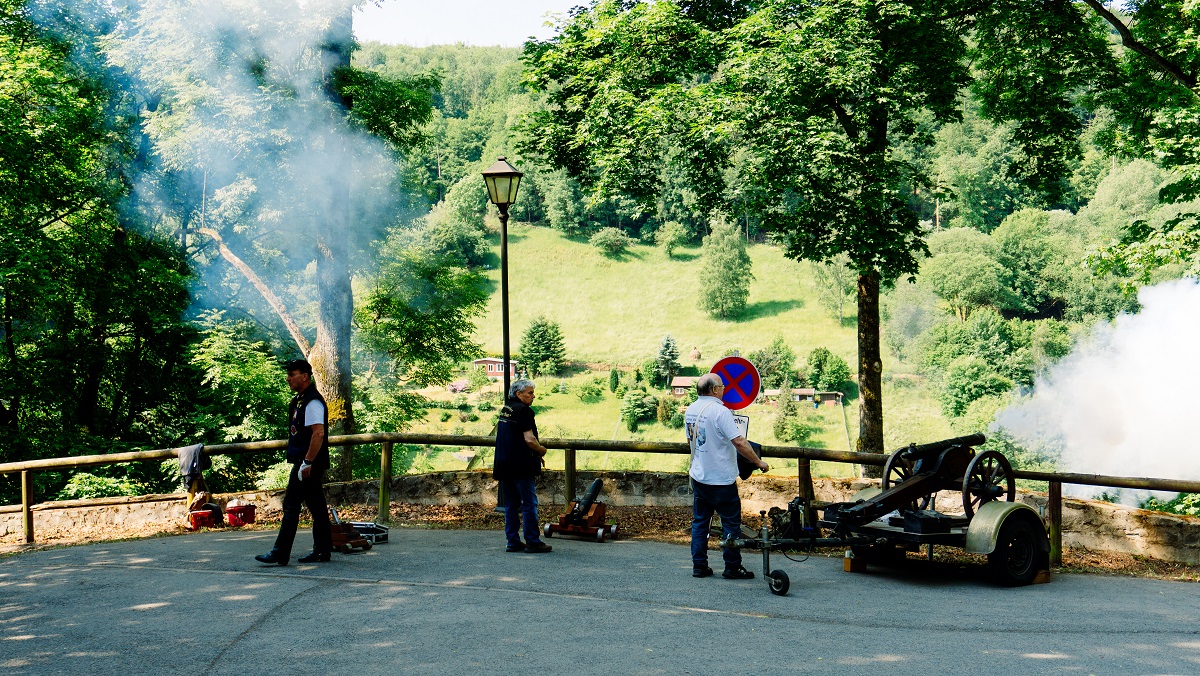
[1048,481,1062,567]
[378,442,393,524]
[21,470,34,544]
[564,448,577,504]
[797,457,816,525]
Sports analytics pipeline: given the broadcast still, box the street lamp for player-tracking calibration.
[481,157,523,399]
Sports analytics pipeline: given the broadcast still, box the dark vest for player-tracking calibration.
[493,399,540,481]
[287,383,329,468]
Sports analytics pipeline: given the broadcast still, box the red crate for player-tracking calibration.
[188,510,217,530]
[226,505,256,527]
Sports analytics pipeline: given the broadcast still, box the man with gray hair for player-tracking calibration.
[493,379,552,553]
[685,372,768,579]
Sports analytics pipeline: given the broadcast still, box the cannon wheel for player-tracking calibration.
[595,527,606,543]
[962,450,1015,518]
[767,570,790,596]
[881,449,933,510]
[543,523,553,539]
[609,524,619,540]
[988,511,1047,586]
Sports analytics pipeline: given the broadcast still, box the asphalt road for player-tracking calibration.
[1,527,1198,675]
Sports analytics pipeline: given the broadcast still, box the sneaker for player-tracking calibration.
[505,542,525,553]
[722,565,755,580]
[692,566,714,578]
[525,541,553,553]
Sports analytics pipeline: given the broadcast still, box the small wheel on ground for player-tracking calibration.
[768,570,790,596]
[608,524,618,540]
[595,527,606,543]
[337,545,351,554]
[988,512,1048,586]
[543,523,553,538]
[362,541,372,550]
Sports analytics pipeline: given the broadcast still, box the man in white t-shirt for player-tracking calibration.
[684,373,769,579]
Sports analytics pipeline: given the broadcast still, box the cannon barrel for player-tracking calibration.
[572,478,604,518]
[899,433,985,461]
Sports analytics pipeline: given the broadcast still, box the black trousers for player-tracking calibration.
[273,462,333,555]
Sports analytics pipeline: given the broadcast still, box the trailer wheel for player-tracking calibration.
[363,541,372,551]
[988,512,1046,586]
[543,523,553,539]
[609,524,619,540]
[595,527,606,543]
[767,570,790,596]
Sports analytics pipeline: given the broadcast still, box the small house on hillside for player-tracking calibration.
[670,376,699,397]
[764,387,817,402]
[473,357,518,380]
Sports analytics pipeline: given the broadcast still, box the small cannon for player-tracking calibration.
[543,478,619,542]
[723,433,1050,595]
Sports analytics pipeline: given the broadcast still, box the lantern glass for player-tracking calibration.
[481,157,523,207]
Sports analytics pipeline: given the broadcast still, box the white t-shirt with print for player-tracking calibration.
[304,400,325,428]
[684,396,743,485]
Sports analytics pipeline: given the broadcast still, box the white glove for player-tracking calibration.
[297,461,311,481]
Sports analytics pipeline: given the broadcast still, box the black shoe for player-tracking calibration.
[255,550,288,566]
[525,541,553,553]
[297,550,331,563]
[693,566,714,578]
[722,565,755,580]
[505,542,526,553]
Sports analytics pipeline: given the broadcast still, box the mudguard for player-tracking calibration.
[965,501,1047,555]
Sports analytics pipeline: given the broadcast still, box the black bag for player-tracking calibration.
[738,441,763,480]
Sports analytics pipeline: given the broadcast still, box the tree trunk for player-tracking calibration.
[857,271,884,470]
[313,9,356,481]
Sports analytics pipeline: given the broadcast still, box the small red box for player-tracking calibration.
[226,505,256,527]
[188,510,217,530]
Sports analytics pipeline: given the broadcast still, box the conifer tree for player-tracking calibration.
[518,316,567,376]
[655,334,682,386]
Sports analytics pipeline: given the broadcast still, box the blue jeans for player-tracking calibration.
[691,479,742,570]
[501,478,542,546]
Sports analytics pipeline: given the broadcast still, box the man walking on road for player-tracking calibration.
[255,359,333,566]
[685,373,768,579]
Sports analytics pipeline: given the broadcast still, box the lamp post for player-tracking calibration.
[481,157,523,400]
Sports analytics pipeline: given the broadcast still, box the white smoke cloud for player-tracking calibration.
[995,278,1200,503]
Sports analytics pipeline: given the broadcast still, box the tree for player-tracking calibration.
[748,336,797,389]
[655,220,689,258]
[518,316,567,377]
[698,215,753,319]
[520,0,1112,456]
[654,334,682,386]
[608,367,620,392]
[807,348,851,392]
[107,0,438,479]
[811,255,856,324]
[921,252,1013,321]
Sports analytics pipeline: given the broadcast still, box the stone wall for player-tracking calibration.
[4,470,1200,563]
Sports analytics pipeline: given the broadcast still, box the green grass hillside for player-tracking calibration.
[402,223,957,477]
[474,223,858,366]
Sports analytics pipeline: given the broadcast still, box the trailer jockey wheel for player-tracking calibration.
[767,570,790,596]
[962,450,1016,518]
[881,449,933,510]
[543,523,553,539]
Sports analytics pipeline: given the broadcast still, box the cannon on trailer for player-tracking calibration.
[543,478,619,542]
[724,434,1050,595]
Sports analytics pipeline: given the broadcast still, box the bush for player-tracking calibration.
[667,410,685,429]
[453,394,470,410]
[555,380,570,394]
[577,381,604,403]
[56,473,141,500]
[656,396,675,425]
[940,355,1013,417]
[439,411,453,422]
[256,462,293,491]
[476,398,495,412]
[589,227,633,256]
[608,367,620,392]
